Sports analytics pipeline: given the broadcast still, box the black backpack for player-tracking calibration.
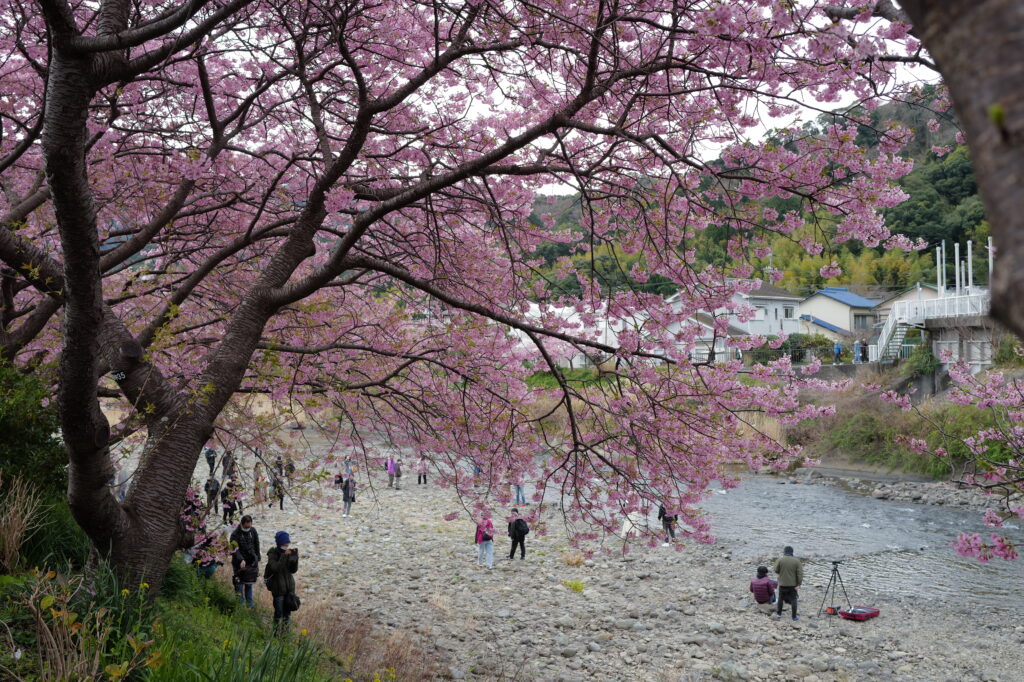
[514,518,529,536]
[263,561,274,591]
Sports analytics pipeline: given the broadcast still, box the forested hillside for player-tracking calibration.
[527,90,987,301]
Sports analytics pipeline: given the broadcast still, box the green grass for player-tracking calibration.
[526,368,607,389]
[561,579,585,593]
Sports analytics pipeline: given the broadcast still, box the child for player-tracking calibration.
[750,565,777,605]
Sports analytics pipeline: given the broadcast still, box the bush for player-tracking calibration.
[993,334,1024,367]
[526,368,604,389]
[900,344,941,378]
[0,361,65,500]
[0,473,44,573]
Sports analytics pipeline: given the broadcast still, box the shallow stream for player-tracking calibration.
[698,475,1024,614]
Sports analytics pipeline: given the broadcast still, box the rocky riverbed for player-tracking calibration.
[231,467,1024,682]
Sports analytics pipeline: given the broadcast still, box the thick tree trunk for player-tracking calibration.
[901,0,1024,339]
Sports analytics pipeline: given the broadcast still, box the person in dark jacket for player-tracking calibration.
[773,545,804,621]
[221,478,240,524]
[342,476,356,517]
[749,565,777,604]
[204,446,217,475]
[393,459,403,490]
[269,476,285,511]
[204,475,220,511]
[229,515,260,607]
[507,508,529,560]
[657,505,677,546]
[266,530,299,633]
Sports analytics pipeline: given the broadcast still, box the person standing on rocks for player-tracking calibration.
[221,477,240,524]
[266,530,300,633]
[507,508,529,560]
[475,514,495,569]
[269,475,285,511]
[773,546,803,621]
[386,455,396,488]
[254,463,266,506]
[416,456,428,485]
[342,475,356,517]
[658,504,677,546]
[230,515,260,608]
[204,445,217,475]
[204,474,220,512]
[394,458,403,490]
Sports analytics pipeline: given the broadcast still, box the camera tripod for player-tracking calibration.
[817,561,852,617]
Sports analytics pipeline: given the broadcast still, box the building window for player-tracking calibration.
[754,306,766,320]
[783,306,794,319]
[774,308,778,320]
[853,314,872,330]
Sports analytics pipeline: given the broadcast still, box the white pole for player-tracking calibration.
[967,241,974,295]
[954,242,961,296]
[936,247,942,296]
[988,236,994,287]
[941,241,947,295]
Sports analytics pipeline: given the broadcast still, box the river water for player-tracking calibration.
[698,475,1024,614]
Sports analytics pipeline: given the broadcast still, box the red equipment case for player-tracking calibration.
[839,606,880,621]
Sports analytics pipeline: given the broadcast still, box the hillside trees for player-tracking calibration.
[0,0,927,589]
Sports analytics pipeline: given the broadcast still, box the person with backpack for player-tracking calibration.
[475,514,495,569]
[507,508,529,560]
[266,531,300,633]
[658,504,677,546]
[230,515,260,607]
[341,475,356,517]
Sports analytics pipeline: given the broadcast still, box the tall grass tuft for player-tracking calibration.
[0,472,44,574]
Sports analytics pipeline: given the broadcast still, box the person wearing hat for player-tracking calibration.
[749,565,777,605]
[773,545,803,621]
[229,515,260,607]
[266,530,300,632]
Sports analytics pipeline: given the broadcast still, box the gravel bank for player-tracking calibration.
[230,465,1024,682]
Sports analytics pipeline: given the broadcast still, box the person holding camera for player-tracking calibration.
[266,530,300,633]
[772,545,803,621]
[229,515,260,607]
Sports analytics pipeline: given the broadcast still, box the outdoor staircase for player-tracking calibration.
[870,291,990,362]
[880,324,908,361]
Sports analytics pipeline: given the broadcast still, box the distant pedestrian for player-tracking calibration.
[254,464,266,506]
[266,531,300,634]
[394,459,403,490]
[221,478,240,524]
[230,515,260,608]
[273,455,284,478]
[344,455,354,478]
[223,450,236,479]
[204,475,220,511]
[853,339,861,364]
[416,456,428,485]
[773,546,803,621]
[386,456,396,488]
[832,341,842,364]
[342,476,356,517]
[269,476,285,511]
[658,504,677,546]
[513,476,526,505]
[475,515,495,569]
[507,509,529,560]
[204,446,217,475]
[284,457,296,486]
[749,565,777,605]
[860,339,869,363]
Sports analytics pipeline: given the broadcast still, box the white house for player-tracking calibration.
[733,283,803,336]
[798,287,881,342]
[874,283,940,322]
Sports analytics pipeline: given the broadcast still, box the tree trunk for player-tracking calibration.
[901,0,1024,339]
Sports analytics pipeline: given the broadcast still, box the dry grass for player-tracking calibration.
[0,472,44,573]
[427,587,452,615]
[562,550,585,567]
[291,596,438,682]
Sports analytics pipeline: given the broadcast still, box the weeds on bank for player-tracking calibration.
[562,550,585,567]
[561,580,585,593]
[0,473,44,574]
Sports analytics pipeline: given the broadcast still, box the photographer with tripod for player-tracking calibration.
[772,545,803,621]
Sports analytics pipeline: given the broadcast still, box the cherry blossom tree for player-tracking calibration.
[0,0,924,590]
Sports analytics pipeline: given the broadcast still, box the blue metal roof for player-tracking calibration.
[806,287,880,308]
[799,314,851,336]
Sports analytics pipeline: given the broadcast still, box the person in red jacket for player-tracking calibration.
[749,565,777,604]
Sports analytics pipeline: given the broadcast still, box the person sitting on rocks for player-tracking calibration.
[749,565,777,605]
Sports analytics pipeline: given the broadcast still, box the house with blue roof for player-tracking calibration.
[798,287,882,342]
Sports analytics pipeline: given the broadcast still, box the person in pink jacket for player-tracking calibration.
[386,456,396,488]
[475,515,495,569]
